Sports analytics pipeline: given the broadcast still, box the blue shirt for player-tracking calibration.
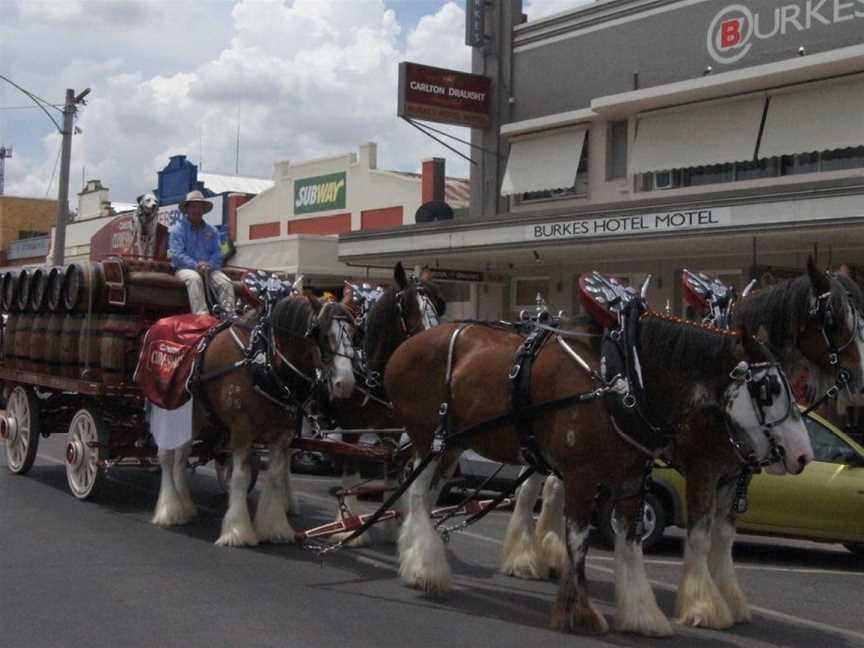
[168,218,223,271]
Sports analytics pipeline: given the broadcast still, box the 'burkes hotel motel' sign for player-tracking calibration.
[398,62,492,129]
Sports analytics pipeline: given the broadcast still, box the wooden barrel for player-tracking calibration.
[3,313,17,368]
[100,314,144,386]
[29,267,48,312]
[3,270,18,313]
[46,266,66,312]
[29,313,51,373]
[15,269,31,312]
[44,313,64,375]
[77,314,105,381]
[0,272,11,312]
[60,314,84,378]
[15,313,34,371]
[63,263,104,312]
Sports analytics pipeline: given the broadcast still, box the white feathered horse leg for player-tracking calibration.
[676,512,734,629]
[254,437,296,544]
[708,477,751,623]
[613,509,673,636]
[535,475,567,575]
[398,456,451,592]
[216,448,259,547]
[152,447,192,526]
[501,470,547,579]
[172,441,196,519]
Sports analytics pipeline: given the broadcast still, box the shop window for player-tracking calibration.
[512,277,549,311]
[520,140,588,203]
[636,145,864,193]
[606,120,628,180]
[437,281,471,303]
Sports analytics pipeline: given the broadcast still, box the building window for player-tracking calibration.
[520,140,589,203]
[606,120,628,180]
[512,277,549,311]
[636,145,864,192]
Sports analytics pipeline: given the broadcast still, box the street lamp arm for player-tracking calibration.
[0,74,64,134]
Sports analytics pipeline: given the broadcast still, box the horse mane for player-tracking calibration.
[731,274,847,350]
[271,296,315,338]
[363,286,399,371]
[639,312,742,382]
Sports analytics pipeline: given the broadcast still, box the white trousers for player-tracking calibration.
[176,269,236,315]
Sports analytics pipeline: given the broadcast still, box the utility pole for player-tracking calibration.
[52,87,89,266]
[0,145,11,196]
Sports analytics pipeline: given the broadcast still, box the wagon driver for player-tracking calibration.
[168,190,236,317]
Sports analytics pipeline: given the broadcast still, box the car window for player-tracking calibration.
[804,417,858,464]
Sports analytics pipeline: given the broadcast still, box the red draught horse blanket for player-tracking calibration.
[134,314,218,410]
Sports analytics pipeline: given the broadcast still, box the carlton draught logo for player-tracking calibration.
[708,1,864,64]
[294,171,347,215]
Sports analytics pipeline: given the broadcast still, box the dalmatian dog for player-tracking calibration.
[131,193,160,257]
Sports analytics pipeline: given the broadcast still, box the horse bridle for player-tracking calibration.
[726,360,794,469]
[395,283,440,337]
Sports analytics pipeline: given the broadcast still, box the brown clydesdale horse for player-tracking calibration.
[517,260,858,634]
[315,263,446,544]
[152,293,357,546]
[384,313,811,636]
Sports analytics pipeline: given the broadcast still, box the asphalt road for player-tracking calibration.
[2,434,863,648]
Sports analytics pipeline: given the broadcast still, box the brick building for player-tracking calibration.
[0,196,56,267]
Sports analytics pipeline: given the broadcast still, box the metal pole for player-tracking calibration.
[52,88,74,266]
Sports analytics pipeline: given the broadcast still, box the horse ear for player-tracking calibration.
[807,255,830,295]
[394,262,407,289]
[294,276,304,293]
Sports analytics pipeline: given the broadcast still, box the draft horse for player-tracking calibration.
[509,259,856,633]
[317,262,446,544]
[384,313,811,636]
[152,293,357,547]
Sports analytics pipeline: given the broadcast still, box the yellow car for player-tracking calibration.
[595,409,864,554]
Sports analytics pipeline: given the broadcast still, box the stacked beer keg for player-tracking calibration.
[0,261,146,385]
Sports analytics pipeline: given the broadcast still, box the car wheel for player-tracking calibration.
[843,543,864,556]
[596,492,667,551]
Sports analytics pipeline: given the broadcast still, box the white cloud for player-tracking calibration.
[4,0,473,204]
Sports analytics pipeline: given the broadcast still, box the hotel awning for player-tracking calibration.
[760,77,864,158]
[500,126,587,195]
[629,94,766,174]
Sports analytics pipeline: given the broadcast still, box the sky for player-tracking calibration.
[0,0,591,203]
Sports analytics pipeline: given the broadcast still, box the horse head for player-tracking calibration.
[314,300,357,400]
[363,262,447,384]
[270,295,355,401]
[725,327,813,475]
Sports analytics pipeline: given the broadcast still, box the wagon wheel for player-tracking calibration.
[3,385,41,475]
[65,408,108,500]
[214,454,260,495]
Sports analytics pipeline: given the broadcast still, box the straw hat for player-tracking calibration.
[179,190,213,214]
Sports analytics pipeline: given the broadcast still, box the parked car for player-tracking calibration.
[454,409,864,554]
[595,408,864,553]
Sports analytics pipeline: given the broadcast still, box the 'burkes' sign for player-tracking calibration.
[708,1,864,64]
[397,62,492,128]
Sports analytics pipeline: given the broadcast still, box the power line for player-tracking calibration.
[0,104,63,111]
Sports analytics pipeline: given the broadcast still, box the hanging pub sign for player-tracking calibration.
[397,62,492,128]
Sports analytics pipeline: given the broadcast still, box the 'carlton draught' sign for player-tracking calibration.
[294,172,347,215]
[398,62,491,128]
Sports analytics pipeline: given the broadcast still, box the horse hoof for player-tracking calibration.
[256,525,296,545]
[550,604,609,635]
[501,532,547,580]
[676,605,734,630]
[615,610,674,637]
[537,531,568,577]
[216,527,260,547]
[152,507,192,527]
